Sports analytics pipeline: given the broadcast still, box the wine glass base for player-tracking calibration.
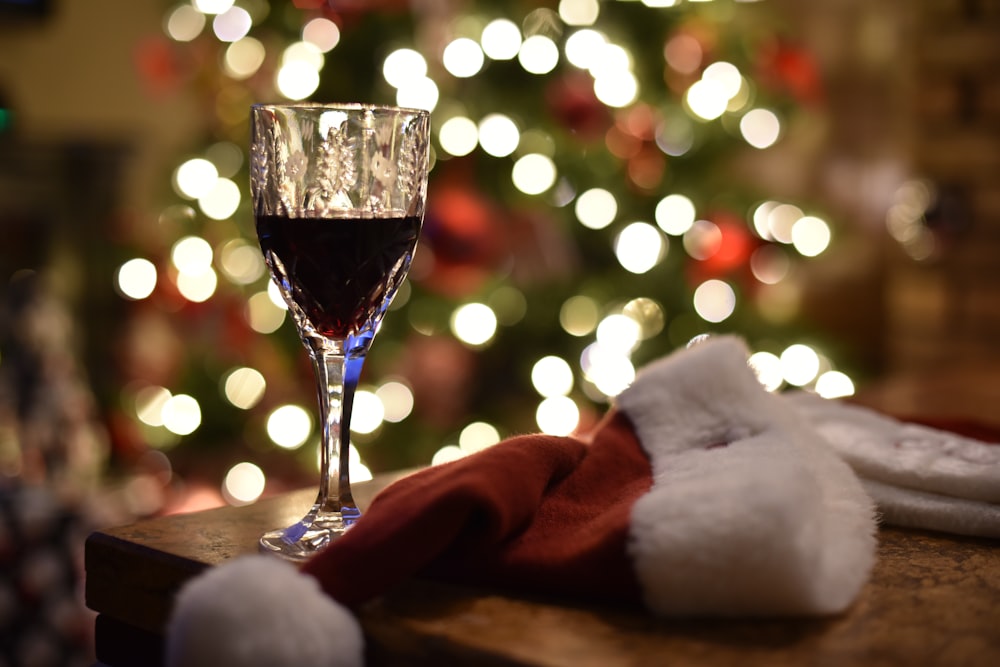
[259,504,362,562]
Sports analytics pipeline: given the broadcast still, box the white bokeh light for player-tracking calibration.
[816,371,855,398]
[223,462,265,505]
[596,314,641,353]
[224,37,266,79]
[580,343,635,397]
[655,194,696,235]
[222,367,266,410]
[512,154,557,195]
[594,70,639,108]
[193,0,233,13]
[162,394,202,436]
[396,76,439,111]
[382,48,427,88]
[518,35,559,74]
[176,267,218,303]
[559,0,600,26]
[443,37,485,78]
[614,222,664,274]
[478,114,520,157]
[376,381,414,423]
[531,356,575,397]
[135,386,171,427]
[351,390,385,434]
[438,116,479,156]
[212,6,252,42]
[174,158,219,200]
[481,19,522,60]
[266,404,312,450]
[791,216,832,257]
[302,17,340,52]
[692,279,736,323]
[536,396,580,435]
[564,29,606,70]
[780,344,821,387]
[459,422,501,454]
[740,108,781,149]
[116,258,158,300]
[451,303,498,346]
[172,236,213,274]
[574,188,617,230]
[276,61,320,100]
[165,5,206,42]
[748,351,783,392]
[198,177,240,220]
[685,79,729,121]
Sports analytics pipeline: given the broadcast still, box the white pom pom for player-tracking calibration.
[166,555,363,667]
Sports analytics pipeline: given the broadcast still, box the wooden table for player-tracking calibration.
[85,470,1000,667]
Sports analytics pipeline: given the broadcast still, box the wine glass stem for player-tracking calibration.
[311,345,365,518]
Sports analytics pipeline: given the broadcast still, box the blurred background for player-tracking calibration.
[0,0,997,663]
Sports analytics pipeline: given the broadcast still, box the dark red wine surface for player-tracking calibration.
[256,214,420,338]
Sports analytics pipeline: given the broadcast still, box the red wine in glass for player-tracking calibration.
[256,214,421,339]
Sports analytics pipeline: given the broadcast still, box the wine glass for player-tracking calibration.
[250,103,430,560]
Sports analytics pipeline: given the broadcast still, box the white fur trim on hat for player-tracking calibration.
[617,336,877,617]
[166,555,363,667]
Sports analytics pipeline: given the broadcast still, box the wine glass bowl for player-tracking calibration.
[250,103,430,560]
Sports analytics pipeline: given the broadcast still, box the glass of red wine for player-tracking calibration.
[250,103,430,560]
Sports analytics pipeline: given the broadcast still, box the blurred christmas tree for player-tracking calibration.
[111,0,857,511]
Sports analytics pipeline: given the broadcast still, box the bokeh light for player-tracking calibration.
[443,38,485,78]
[481,18,521,60]
[222,367,266,410]
[815,371,855,398]
[212,6,252,42]
[302,17,340,52]
[450,303,498,346]
[531,356,575,397]
[791,216,831,257]
[518,35,559,74]
[655,194,696,235]
[165,5,206,42]
[512,154,557,195]
[162,394,202,436]
[740,108,781,149]
[438,116,478,156]
[747,351,783,392]
[560,295,600,336]
[224,37,266,79]
[198,177,240,220]
[219,238,265,285]
[382,48,427,88]
[116,258,158,300]
[575,188,617,229]
[536,396,580,435]
[614,222,665,274]
[246,291,286,333]
[376,381,414,423]
[559,0,600,25]
[174,158,219,199]
[580,344,635,397]
[266,404,312,450]
[351,390,384,434]
[692,279,736,322]
[223,462,265,505]
[780,344,820,387]
[478,114,520,157]
[459,422,501,454]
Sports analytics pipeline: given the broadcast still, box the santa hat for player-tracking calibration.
[165,336,999,666]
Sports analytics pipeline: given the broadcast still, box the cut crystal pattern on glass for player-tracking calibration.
[251,104,429,220]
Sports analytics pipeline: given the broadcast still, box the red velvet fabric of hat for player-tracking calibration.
[302,410,649,609]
